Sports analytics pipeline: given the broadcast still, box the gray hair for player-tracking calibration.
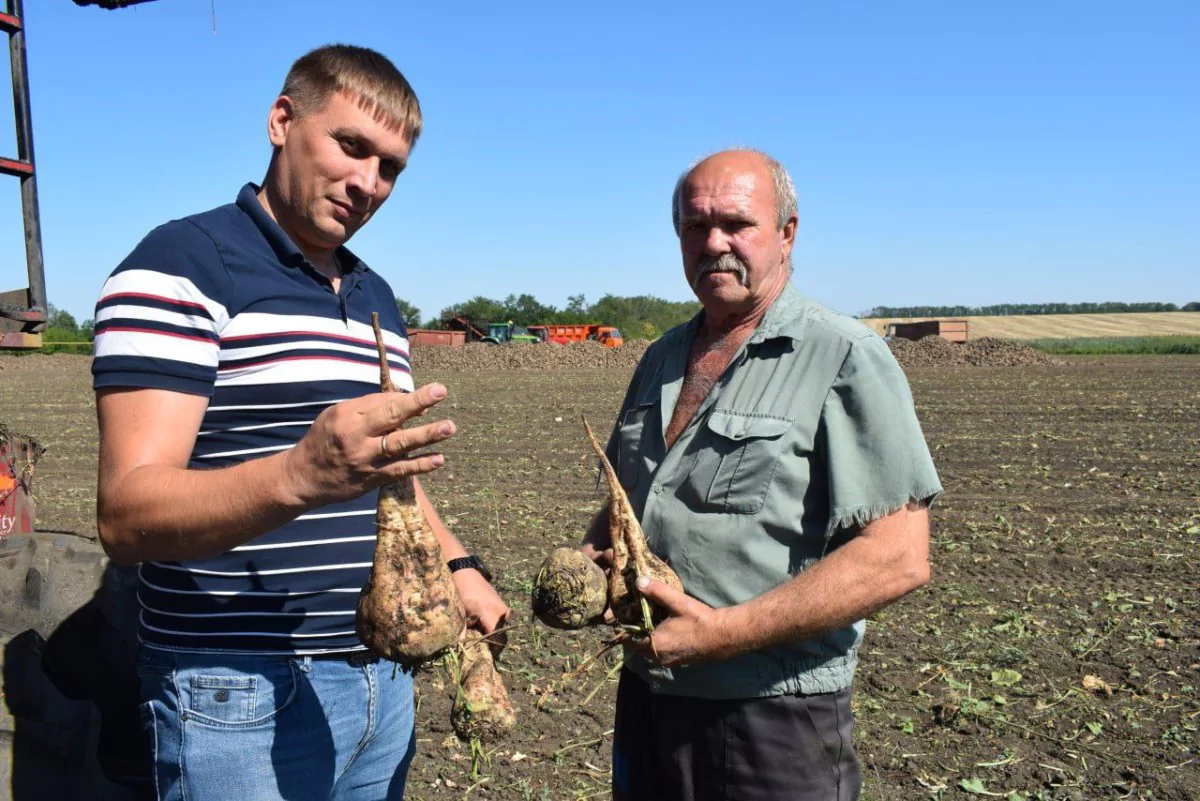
[671,149,798,235]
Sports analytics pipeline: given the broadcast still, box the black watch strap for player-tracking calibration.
[447,555,492,582]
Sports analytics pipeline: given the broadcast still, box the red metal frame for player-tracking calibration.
[0,156,32,176]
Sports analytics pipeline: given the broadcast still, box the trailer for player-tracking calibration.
[885,319,969,343]
[408,328,466,347]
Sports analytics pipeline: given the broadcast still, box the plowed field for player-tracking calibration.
[1,354,1197,800]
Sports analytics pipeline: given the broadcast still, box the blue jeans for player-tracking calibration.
[136,647,415,801]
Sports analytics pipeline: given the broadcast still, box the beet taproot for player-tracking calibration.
[581,416,683,628]
[356,314,466,665]
[451,628,517,744]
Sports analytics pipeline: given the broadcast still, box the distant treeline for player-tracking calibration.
[398,293,701,341]
[865,301,1200,318]
[39,306,95,354]
[36,294,702,351]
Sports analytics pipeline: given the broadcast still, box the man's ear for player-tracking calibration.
[780,215,798,259]
[267,96,297,148]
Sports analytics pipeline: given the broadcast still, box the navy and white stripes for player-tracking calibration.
[93,183,413,654]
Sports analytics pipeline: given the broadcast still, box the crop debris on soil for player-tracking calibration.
[1,350,1197,800]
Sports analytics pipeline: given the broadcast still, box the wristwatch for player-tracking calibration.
[447,555,493,583]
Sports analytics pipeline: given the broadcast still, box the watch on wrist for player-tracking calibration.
[447,555,493,583]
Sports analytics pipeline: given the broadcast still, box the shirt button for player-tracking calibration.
[213,690,230,703]
[653,484,663,494]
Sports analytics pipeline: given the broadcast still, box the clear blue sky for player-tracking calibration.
[4,0,1197,323]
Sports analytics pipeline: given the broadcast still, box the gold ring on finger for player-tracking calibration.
[379,433,392,459]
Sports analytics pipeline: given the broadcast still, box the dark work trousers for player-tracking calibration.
[612,670,862,801]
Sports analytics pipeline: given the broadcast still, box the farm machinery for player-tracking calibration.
[0,0,46,353]
[527,323,624,348]
[0,0,46,547]
[3,5,164,800]
[442,315,541,345]
[430,318,626,347]
[885,319,969,343]
[485,320,540,344]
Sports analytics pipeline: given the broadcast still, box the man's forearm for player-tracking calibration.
[98,449,310,564]
[716,507,931,657]
[97,381,457,566]
[415,478,468,560]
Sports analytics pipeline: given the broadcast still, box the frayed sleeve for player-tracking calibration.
[819,335,942,535]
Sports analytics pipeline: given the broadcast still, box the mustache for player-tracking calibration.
[692,252,749,291]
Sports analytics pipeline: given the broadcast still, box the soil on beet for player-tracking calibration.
[0,352,1196,800]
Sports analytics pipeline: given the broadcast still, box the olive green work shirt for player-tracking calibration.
[606,282,942,699]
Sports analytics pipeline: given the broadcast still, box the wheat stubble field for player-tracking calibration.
[859,312,1200,341]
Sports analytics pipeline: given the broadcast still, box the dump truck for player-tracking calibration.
[527,323,624,348]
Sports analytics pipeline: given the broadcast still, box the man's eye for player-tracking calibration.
[340,137,360,153]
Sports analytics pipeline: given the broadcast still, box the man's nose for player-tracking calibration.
[347,159,380,198]
[704,226,731,254]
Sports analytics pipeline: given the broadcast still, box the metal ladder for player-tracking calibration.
[0,0,46,350]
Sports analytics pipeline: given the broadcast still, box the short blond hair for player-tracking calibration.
[281,44,423,146]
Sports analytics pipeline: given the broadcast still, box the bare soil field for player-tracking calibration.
[1,353,1197,800]
[859,312,1200,340]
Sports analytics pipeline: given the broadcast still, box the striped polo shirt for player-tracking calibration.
[92,183,413,654]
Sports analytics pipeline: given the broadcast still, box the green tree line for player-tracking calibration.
[397,293,702,341]
[865,301,1200,318]
[40,306,95,353]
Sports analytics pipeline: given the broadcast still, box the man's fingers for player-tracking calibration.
[635,577,697,616]
[378,452,447,480]
[377,419,457,462]
[624,637,653,659]
[362,383,449,434]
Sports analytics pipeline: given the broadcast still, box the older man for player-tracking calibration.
[583,150,941,800]
[92,45,507,800]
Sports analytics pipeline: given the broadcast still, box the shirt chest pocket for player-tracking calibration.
[616,402,655,491]
[683,410,794,515]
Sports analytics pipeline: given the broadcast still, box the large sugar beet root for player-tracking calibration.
[357,478,466,664]
[581,417,683,628]
[356,314,466,665]
[452,629,517,744]
[531,547,608,629]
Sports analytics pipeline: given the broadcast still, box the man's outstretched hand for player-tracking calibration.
[285,382,456,507]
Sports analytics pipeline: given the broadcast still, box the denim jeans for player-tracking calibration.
[136,647,415,801]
